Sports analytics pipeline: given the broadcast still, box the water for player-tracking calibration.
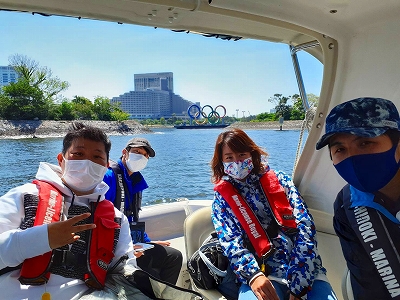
[0,128,306,205]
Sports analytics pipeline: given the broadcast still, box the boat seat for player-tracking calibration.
[184,206,227,300]
[341,267,354,300]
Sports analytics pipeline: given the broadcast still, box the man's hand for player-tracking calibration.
[133,244,145,257]
[152,240,170,246]
[47,213,96,249]
[250,275,280,300]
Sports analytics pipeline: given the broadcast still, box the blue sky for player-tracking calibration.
[1,10,323,116]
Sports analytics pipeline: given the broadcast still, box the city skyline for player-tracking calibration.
[0,10,323,117]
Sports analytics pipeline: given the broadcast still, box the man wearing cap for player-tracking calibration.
[103,137,183,285]
[316,97,400,299]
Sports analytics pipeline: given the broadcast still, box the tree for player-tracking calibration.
[0,54,70,120]
[268,94,291,120]
[92,96,130,121]
[254,112,276,122]
[71,96,95,120]
[93,96,113,121]
[0,80,47,120]
[110,109,130,121]
[51,101,76,120]
[291,94,305,120]
[9,54,69,102]
[307,93,320,108]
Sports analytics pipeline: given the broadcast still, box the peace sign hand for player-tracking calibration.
[47,212,96,249]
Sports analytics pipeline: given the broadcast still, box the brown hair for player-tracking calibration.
[211,128,268,183]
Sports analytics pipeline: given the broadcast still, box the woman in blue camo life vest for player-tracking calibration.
[211,128,337,300]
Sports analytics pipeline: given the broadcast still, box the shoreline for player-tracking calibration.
[0,120,305,139]
[0,120,152,139]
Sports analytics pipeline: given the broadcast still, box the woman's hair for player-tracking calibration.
[211,128,268,183]
[62,122,112,161]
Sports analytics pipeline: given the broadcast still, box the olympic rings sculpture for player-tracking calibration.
[187,104,227,125]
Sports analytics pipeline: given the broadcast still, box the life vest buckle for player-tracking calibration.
[261,245,276,260]
[51,249,84,267]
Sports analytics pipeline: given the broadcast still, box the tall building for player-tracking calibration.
[112,90,171,120]
[112,72,196,120]
[134,72,173,92]
[0,66,19,88]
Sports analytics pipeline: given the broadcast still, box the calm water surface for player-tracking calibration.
[0,128,306,205]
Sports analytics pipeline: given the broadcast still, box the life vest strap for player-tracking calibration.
[215,181,273,258]
[19,180,63,285]
[259,171,297,230]
[51,249,86,267]
[214,170,297,258]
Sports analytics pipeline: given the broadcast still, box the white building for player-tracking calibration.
[112,72,196,120]
[111,90,171,119]
[0,66,19,88]
[134,72,173,92]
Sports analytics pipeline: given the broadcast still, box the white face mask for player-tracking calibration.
[223,157,254,180]
[126,152,148,173]
[62,158,108,192]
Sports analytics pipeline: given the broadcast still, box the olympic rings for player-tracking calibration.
[187,104,226,125]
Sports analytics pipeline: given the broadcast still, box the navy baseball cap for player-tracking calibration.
[316,97,400,150]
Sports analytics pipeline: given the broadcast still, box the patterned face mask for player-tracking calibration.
[223,157,254,180]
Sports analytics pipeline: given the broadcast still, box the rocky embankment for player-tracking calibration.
[228,120,304,130]
[0,120,153,139]
[0,120,305,139]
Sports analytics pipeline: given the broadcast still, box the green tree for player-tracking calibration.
[93,96,113,121]
[71,96,95,120]
[51,101,76,120]
[10,54,69,102]
[268,94,291,120]
[307,93,320,108]
[0,54,70,120]
[253,112,276,122]
[291,93,320,120]
[290,94,305,120]
[0,80,48,120]
[110,109,130,121]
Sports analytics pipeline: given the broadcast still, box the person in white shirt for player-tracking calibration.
[0,122,141,300]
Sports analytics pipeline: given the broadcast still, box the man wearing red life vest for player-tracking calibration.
[0,122,142,299]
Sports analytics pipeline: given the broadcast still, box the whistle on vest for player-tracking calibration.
[260,256,271,275]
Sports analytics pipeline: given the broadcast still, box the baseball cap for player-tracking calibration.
[316,97,400,150]
[125,137,155,157]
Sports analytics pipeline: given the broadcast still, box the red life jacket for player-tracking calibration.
[214,170,297,258]
[19,180,120,289]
